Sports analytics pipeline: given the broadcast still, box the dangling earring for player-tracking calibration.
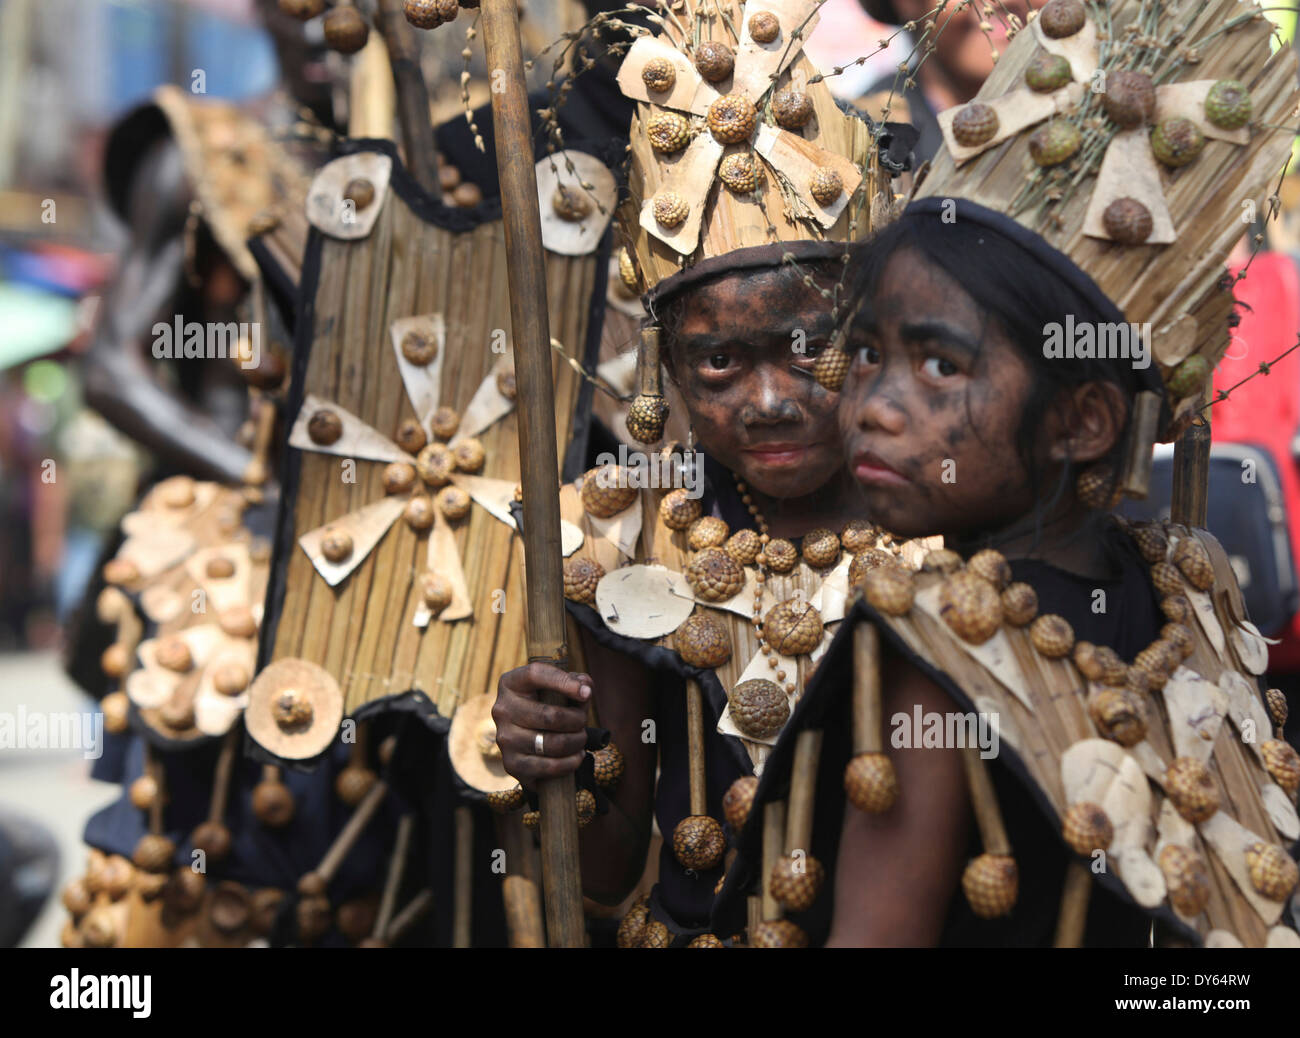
[1076,462,1122,511]
[627,326,670,445]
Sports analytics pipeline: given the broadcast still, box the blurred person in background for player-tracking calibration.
[853,0,1031,162]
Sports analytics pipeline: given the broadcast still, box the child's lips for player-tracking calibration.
[852,451,910,487]
[744,443,811,467]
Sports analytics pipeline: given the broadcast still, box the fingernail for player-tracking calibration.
[580,685,592,700]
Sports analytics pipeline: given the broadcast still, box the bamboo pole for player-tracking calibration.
[1119,391,1161,499]
[316,780,389,883]
[685,679,708,818]
[385,889,434,943]
[480,0,586,947]
[760,801,786,922]
[374,814,414,940]
[373,0,442,197]
[1053,861,1093,948]
[452,805,473,948]
[206,728,239,826]
[1170,390,1210,526]
[961,747,1011,856]
[851,623,881,754]
[784,730,822,855]
[496,813,546,947]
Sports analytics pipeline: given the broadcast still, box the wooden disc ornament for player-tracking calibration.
[448,692,517,794]
[245,659,344,760]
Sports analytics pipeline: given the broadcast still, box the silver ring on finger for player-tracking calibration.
[535,732,545,756]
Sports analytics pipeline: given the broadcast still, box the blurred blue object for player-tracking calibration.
[0,283,78,371]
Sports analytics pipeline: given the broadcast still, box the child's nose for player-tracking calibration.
[855,387,906,436]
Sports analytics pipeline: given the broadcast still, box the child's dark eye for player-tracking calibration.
[922,356,959,378]
[855,345,881,366]
[708,354,730,370]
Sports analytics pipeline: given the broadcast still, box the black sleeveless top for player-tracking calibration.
[713,519,1160,946]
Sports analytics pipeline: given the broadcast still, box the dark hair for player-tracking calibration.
[845,211,1143,520]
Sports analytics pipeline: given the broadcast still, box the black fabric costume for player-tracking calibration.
[714,518,1163,946]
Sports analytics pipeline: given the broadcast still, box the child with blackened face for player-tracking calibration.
[838,214,1148,578]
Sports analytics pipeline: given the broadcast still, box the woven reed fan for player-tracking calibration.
[909,0,1299,445]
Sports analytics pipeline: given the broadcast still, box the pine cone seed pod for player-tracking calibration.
[660,488,703,530]
[132,834,176,873]
[1265,687,1288,729]
[627,393,670,443]
[308,408,344,445]
[416,443,455,486]
[1062,801,1114,855]
[156,637,194,673]
[801,528,840,569]
[252,780,295,826]
[102,691,130,734]
[1246,842,1299,901]
[1205,79,1252,131]
[1073,641,1111,682]
[575,788,597,829]
[764,538,798,573]
[762,598,825,656]
[1132,524,1168,563]
[421,572,454,615]
[653,190,689,228]
[848,548,895,588]
[718,152,759,194]
[962,854,1018,918]
[844,752,899,813]
[687,547,746,602]
[770,854,825,912]
[1150,117,1205,168]
[451,437,485,473]
[1029,119,1083,167]
[437,485,472,521]
[395,416,428,454]
[100,644,131,679]
[430,406,459,440]
[639,919,672,948]
[722,776,758,831]
[841,518,878,554]
[809,167,843,205]
[1103,69,1156,128]
[707,94,757,144]
[1089,687,1147,746]
[642,57,676,93]
[1039,0,1086,37]
[922,548,964,574]
[1167,355,1211,400]
[324,4,370,54]
[688,933,725,948]
[617,894,650,948]
[522,810,540,831]
[674,611,732,668]
[81,907,120,948]
[811,345,851,391]
[673,815,726,870]
[1165,757,1220,823]
[952,102,1000,147]
[968,548,1012,589]
[1000,582,1038,626]
[191,821,232,863]
[487,785,525,813]
[749,11,780,42]
[580,464,637,517]
[320,527,354,564]
[1159,844,1212,916]
[1030,613,1074,658]
[404,0,445,29]
[404,495,435,531]
[1162,622,1195,660]
[1162,594,1194,624]
[335,766,376,807]
[552,185,591,222]
[647,112,691,154]
[938,571,1002,644]
[563,557,605,604]
[103,558,141,586]
[725,528,762,566]
[1171,537,1214,591]
[695,40,735,82]
[1103,197,1154,245]
[593,743,625,789]
[1261,739,1300,795]
[729,678,790,739]
[688,515,730,550]
[773,89,815,130]
[863,565,915,616]
[496,369,517,399]
[617,247,639,294]
[1150,561,1185,598]
[343,178,375,212]
[750,919,809,948]
[1025,53,1072,92]
[129,774,159,810]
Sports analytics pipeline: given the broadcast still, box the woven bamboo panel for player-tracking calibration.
[268,188,595,717]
